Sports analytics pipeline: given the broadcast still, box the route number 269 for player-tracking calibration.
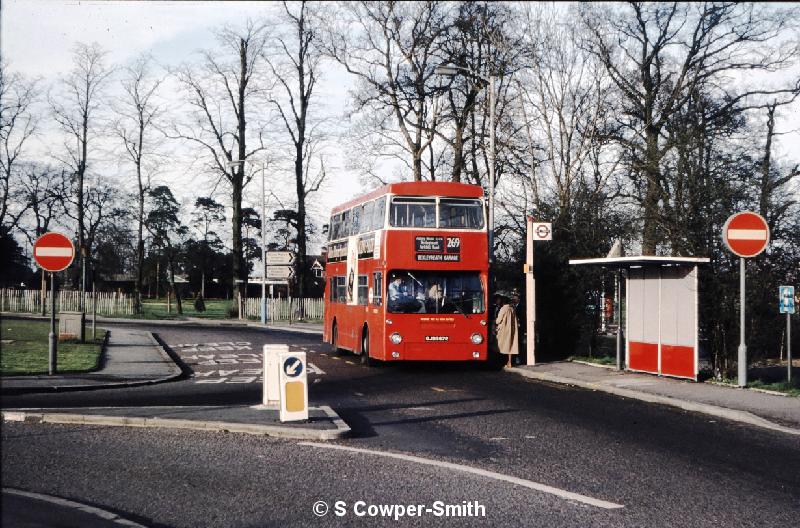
[446,237,461,252]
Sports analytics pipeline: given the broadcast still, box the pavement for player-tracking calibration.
[2,312,797,437]
[510,361,800,436]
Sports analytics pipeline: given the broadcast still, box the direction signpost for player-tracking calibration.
[265,251,296,281]
[722,212,770,387]
[33,232,75,375]
[780,286,795,383]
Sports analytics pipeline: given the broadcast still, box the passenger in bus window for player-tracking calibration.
[388,276,405,309]
[426,282,443,313]
[388,275,419,312]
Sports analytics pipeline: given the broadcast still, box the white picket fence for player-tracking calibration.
[242,297,324,322]
[0,288,134,316]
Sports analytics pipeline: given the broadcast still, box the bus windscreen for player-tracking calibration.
[387,270,485,314]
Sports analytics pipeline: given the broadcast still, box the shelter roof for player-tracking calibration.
[568,256,710,268]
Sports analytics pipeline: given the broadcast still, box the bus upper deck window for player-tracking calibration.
[373,196,386,230]
[390,197,436,228]
[439,198,484,229]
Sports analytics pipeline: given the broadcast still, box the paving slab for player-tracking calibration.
[511,362,800,435]
[3,404,350,440]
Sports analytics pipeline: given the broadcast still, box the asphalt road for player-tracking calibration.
[2,323,799,527]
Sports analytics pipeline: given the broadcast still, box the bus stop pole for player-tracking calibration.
[788,312,792,384]
[525,217,536,366]
[615,271,622,371]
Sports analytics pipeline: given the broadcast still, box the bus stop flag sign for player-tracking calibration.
[780,286,795,314]
[33,232,75,272]
[722,211,769,258]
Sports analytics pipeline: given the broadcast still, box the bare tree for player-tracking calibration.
[0,61,39,229]
[321,1,448,182]
[265,1,328,299]
[581,2,800,254]
[50,42,113,284]
[170,21,270,305]
[113,54,164,312]
[15,164,69,244]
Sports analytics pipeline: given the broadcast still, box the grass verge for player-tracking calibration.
[1,318,106,375]
[568,355,616,366]
[714,377,800,397]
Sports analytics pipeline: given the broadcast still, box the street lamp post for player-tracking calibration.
[227,159,268,325]
[434,64,497,270]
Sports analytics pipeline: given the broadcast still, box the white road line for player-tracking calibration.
[3,487,147,526]
[308,362,326,375]
[299,442,624,510]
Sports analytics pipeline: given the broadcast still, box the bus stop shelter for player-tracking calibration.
[569,256,709,381]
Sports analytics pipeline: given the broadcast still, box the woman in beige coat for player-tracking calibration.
[495,295,519,363]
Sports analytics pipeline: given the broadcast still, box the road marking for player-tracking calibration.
[345,360,355,365]
[299,442,624,510]
[431,387,446,392]
[3,487,147,526]
[489,437,508,441]
[354,392,365,396]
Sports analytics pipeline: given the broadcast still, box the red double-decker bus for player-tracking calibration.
[323,181,489,364]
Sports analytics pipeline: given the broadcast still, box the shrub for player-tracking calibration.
[194,294,206,312]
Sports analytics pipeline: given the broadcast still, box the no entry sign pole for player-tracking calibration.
[49,273,57,375]
[722,212,770,388]
[738,257,746,387]
[33,232,76,376]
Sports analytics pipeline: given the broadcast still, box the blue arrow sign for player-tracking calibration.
[283,356,304,377]
[779,286,795,314]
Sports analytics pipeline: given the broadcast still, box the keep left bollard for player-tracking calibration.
[278,351,308,422]
[262,344,285,406]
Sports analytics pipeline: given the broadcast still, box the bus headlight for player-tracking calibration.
[470,333,483,345]
[390,332,403,344]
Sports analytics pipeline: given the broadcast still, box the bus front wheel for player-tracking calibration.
[360,327,375,367]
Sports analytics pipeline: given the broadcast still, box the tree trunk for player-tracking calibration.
[231,178,244,312]
[135,176,145,314]
[169,253,182,315]
[758,104,775,219]
[451,122,465,183]
[640,127,661,255]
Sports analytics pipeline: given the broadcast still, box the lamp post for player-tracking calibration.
[227,159,268,324]
[434,64,497,267]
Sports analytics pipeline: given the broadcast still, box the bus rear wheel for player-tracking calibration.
[360,327,375,367]
[331,322,342,355]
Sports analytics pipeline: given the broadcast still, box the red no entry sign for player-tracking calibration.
[722,211,769,258]
[33,232,75,272]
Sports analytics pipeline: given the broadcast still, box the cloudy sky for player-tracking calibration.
[4,1,800,255]
[2,0,362,254]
